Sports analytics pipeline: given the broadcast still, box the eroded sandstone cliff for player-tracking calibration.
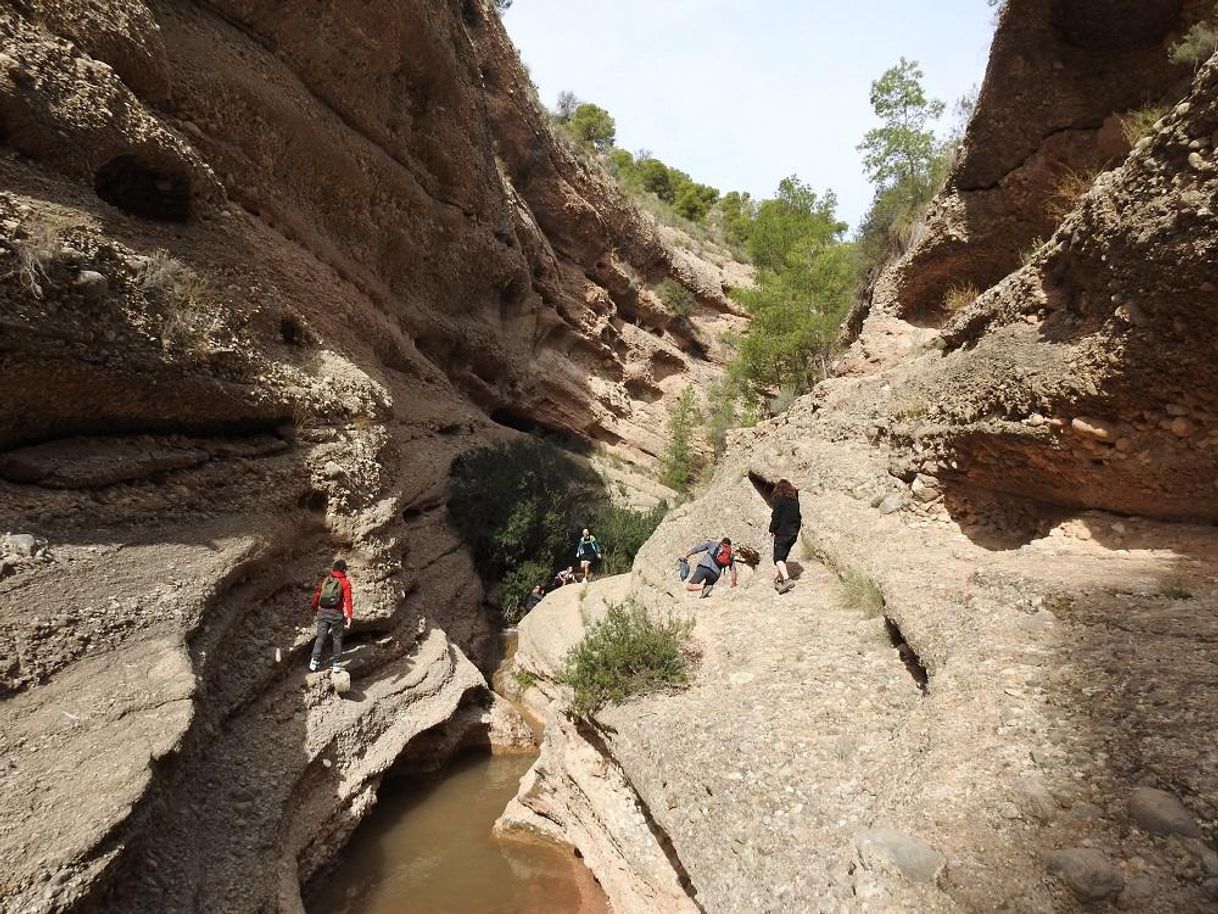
[503,6,1218,913]
[0,1,744,911]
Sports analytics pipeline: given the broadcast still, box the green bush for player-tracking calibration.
[717,191,756,251]
[1170,19,1218,68]
[655,278,696,317]
[512,668,538,690]
[558,601,693,716]
[661,387,704,494]
[1119,105,1168,146]
[448,440,665,621]
[592,502,667,575]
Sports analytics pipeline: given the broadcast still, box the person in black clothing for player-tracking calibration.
[769,479,801,594]
[524,585,544,613]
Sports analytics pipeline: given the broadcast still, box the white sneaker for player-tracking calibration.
[308,660,319,672]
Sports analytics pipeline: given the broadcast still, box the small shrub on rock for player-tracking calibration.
[559,601,693,716]
[1170,18,1218,68]
[655,278,696,317]
[10,211,86,299]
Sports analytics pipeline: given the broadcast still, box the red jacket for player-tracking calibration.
[312,570,354,620]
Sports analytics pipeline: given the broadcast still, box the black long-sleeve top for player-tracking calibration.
[769,495,802,536]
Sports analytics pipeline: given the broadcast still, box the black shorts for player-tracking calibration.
[689,564,720,586]
[773,534,797,563]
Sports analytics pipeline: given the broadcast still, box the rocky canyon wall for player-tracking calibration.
[0,1,743,912]
[504,4,1218,913]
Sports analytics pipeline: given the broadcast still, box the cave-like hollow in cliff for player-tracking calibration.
[94,154,192,221]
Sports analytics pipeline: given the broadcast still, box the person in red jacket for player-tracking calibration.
[309,559,354,672]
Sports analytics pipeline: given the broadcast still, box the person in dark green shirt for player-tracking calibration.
[576,528,603,582]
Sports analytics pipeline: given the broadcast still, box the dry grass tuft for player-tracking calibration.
[9,211,87,299]
[1020,235,1047,268]
[942,282,980,313]
[840,569,884,619]
[140,250,225,360]
[1046,168,1102,223]
[1119,105,1168,147]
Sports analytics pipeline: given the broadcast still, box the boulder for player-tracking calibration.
[1128,786,1202,838]
[74,270,108,301]
[330,669,351,695]
[1044,848,1123,901]
[855,828,945,884]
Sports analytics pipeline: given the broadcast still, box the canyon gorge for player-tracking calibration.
[2,1,1217,913]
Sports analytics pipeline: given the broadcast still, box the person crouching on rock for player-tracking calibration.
[769,479,802,594]
[310,559,353,672]
[680,538,737,598]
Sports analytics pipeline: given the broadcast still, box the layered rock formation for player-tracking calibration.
[861,0,1211,330]
[0,1,743,912]
[503,8,1218,914]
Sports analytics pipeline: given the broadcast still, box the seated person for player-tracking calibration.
[525,584,544,613]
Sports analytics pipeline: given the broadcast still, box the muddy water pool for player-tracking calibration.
[308,633,606,914]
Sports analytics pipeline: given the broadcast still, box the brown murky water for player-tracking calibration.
[308,632,607,914]
[307,749,606,914]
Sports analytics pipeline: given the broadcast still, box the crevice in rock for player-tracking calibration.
[747,470,776,505]
[489,407,548,435]
[955,122,1106,195]
[578,720,707,913]
[883,617,928,694]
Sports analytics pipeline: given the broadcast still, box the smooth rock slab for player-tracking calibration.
[855,828,945,884]
[1129,786,1202,838]
[1044,847,1123,900]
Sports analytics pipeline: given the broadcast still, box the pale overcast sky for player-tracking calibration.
[503,1,997,231]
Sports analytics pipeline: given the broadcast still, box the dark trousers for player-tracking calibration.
[311,609,345,666]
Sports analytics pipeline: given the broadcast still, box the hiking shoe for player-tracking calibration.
[778,580,795,594]
[308,660,319,672]
[700,583,714,599]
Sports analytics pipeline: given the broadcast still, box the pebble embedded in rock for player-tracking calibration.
[1044,847,1123,900]
[1128,786,1201,838]
[1169,417,1194,438]
[1071,416,1116,440]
